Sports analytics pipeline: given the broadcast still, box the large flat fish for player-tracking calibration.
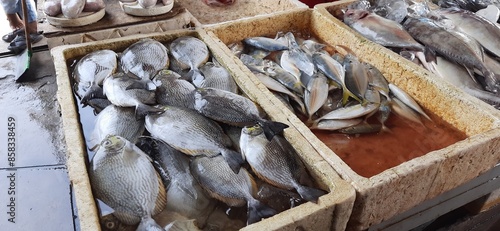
[120,39,169,80]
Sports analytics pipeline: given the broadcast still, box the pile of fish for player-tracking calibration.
[72,36,326,230]
[340,0,500,108]
[119,0,174,9]
[44,0,105,18]
[228,31,431,134]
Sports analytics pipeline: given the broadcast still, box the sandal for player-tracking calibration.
[2,28,25,43]
[7,33,44,55]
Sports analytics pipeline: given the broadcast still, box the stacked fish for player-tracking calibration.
[44,0,105,18]
[340,0,500,108]
[230,31,430,134]
[72,36,325,230]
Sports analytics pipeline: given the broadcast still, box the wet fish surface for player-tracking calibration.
[120,39,169,80]
[153,70,196,109]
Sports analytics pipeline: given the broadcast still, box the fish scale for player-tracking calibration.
[120,39,169,80]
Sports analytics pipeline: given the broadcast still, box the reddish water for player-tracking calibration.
[313,113,467,178]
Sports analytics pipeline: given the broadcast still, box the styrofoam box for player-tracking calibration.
[204,8,500,230]
[50,28,356,231]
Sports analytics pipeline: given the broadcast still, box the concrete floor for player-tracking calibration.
[0,3,499,231]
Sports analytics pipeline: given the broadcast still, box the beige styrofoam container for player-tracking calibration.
[51,28,355,231]
[204,8,500,230]
[175,0,308,25]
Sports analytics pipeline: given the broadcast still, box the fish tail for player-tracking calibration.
[247,199,277,225]
[81,84,105,105]
[135,104,165,120]
[342,86,361,105]
[483,70,500,93]
[260,120,289,141]
[295,184,327,203]
[136,216,164,231]
[188,69,205,87]
[221,149,245,174]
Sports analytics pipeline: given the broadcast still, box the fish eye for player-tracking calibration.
[103,140,112,146]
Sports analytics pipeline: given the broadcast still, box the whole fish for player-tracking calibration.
[240,54,304,96]
[198,62,238,93]
[283,32,315,77]
[304,73,329,119]
[390,97,423,124]
[193,87,289,141]
[344,54,369,104]
[138,0,157,8]
[88,105,145,151]
[145,106,244,173]
[89,135,167,229]
[343,9,425,51]
[169,36,210,83]
[73,49,117,105]
[153,70,196,109]
[370,0,409,23]
[436,7,500,58]
[240,125,326,203]
[316,103,379,121]
[102,72,164,120]
[136,137,215,227]
[310,118,363,131]
[61,0,85,19]
[403,17,500,93]
[120,39,169,80]
[388,83,431,120]
[338,123,383,134]
[190,155,276,225]
[254,72,306,114]
[364,62,390,99]
[243,37,289,51]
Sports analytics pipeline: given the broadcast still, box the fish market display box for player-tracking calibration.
[175,0,308,25]
[204,8,500,230]
[50,28,356,230]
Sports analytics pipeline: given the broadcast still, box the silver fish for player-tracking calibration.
[390,97,423,124]
[243,37,289,51]
[191,155,276,225]
[310,118,363,131]
[344,54,369,104]
[304,73,329,119]
[136,137,215,227]
[102,72,164,120]
[436,7,500,58]
[283,32,315,77]
[169,36,210,82]
[153,70,195,109]
[89,105,145,151]
[389,83,431,120]
[364,62,390,99]
[61,0,85,19]
[145,106,244,173]
[316,103,379,121]
[73,49,117,105]
[254,72,306,114]
[240,125,326,203]
[89,135,167,229]
[193,87,289,141]
[338,123,383,134]
[198,62,238,93]
[120,39,169,80]
[403,17,499,93]
[343,9,425,51]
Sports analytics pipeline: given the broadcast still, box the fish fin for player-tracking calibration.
[135,104,165,120]
[342,86,362,105]
[188,69,204,85]
[125,80,156,91]
[260,120,289,141]
[136,216,164,231]
[220,149,244,174]
[295,184,327,203]
[81,84,105,105]
[247,199,277,225]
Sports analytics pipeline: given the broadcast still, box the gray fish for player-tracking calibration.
[89,135,167,229]
[240,125,326,203]
[300,39,326,57]
[304,72,329,119]
[190,155,276,225]
[283,32,316,77]
[436,7,500,58]
[364,62,390,99]
[136,137,215,227]
[377,96,392,132]
[145,106,244,173]
[403,17,500,92]
[316,102,379,121]
[169,36,210,82]
[240,54,304,96]
[103,72,164,120]
[254,72,306,114]
[343,9,425,51]
[89,105,145,151]
[343,54,369,104]
[338,123,383,134]
[389,83,431,120]
[243,37,289,51]
[73,49,117,105]
[390,97,423,125]
[198,62,238,93]
[437,0,490,12]
[120,39,169,80]
[193,87,289,141]
[310,118,363,131]
[153,70,195,109]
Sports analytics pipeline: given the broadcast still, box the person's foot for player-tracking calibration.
[2,28,24,43]
[7,33,44,55]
